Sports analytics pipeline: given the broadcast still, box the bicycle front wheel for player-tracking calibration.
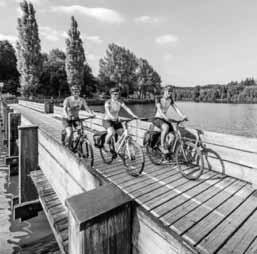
[78,139,94,167]
[99,137,115,164]
[203,148,225,175]
[122,139,145,177]
[175,141,204,180]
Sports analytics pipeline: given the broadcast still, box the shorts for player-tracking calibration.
[62,118,79,128]
[151,117,174,132]
[102,119,123,130]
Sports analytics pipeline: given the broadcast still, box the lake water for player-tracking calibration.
[93,102,257,138]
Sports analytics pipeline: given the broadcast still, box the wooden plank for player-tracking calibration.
[31,169,68,254]
[183,186,252,250]
[195,190,257,254]
[143,170,218,210]
[153,176,230,218]
[169,180,246,235]
[218,209,257,253]
[19,125,38,203]
[244,237,257,254]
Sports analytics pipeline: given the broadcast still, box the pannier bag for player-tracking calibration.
[144,131,160,147]
[93,131,107,148]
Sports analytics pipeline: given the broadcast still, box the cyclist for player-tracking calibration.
[103,87,138,149]
[62,84,94,147]
[152,85,188,154]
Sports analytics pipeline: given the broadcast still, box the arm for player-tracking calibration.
[156,102,169,121]
[172,103,187,119]
[121,103,138,118]
[63,98,69,119]
[82,98,94,115]
[105,101,116,120]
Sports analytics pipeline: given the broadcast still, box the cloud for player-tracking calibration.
[134,15,162,24]
[163,54,173,61]
[16,0,41,4]
[87,53,98,61]
[40,26,65,41]
[50,5,124,24]
[86,35,103,44]
[0,33,17,43]
[155,34,179,45]
[0,0,6,7]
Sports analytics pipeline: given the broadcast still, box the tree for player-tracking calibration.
[38,49,69,97]
[16,0,42,96]
[65,16,85,89]
[136,58,161,99]
[98,43,138,96]
[82,64,98,97]
[192,86,200,102]
[0,40,20,94]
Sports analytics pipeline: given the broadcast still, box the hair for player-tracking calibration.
[109,86,120,94]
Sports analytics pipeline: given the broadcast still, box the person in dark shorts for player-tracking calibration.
[62,84,94,146]
[152,85,187,153]
[103,87,138,148]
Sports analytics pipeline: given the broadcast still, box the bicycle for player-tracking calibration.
[61,116,95,167]
[145,119,225,180]
[93,118,145,177]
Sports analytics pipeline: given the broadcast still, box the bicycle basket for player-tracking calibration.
[93,131,106,148]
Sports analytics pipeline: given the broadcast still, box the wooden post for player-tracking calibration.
[19,125,38,203]
[66,183,132,254]
[44,100,54,113]
[3,106,13,144]
[8,112,21,176]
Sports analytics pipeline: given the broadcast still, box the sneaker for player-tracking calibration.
[160,146,169,154]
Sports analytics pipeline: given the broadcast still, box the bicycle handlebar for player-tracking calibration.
[169,118,188,125]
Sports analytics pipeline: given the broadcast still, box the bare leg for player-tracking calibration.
[65,127,72,147]
[105,127,115,146]
[160,123,169,153]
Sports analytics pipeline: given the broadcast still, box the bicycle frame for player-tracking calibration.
[112,122,130,154]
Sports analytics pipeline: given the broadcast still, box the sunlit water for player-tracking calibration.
[93,102,257,138]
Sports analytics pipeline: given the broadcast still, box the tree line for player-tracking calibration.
[174,78,257,103]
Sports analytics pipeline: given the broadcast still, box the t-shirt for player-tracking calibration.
[104,99,125,120]
[63,96,87,119]
[155,96,174,118]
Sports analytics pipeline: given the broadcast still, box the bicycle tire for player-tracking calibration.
[145,141,163,165]
[122,138,145,177]
[203,148,225,175]
[78,139,94,167]
[175,141,204,180]
[99,137,115,164]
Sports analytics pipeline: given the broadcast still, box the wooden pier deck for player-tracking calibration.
[9,102,257,254]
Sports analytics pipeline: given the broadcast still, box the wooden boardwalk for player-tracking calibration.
[10,103,257,254]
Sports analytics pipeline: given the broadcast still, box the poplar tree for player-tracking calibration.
[65,16,85,89]
[16,0,42,96]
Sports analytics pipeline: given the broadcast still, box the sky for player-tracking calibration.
[0,0,257,86]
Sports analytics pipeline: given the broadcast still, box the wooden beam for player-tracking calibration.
[8,112,21,176]
[14,199,42,221]
[5,156,18,165]
[19,125,39,203]
[66,183,132,254]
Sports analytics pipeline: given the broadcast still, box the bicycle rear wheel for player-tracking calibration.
[78,138,94,167]
[203,148,225,175]
[122,139,145,177]
[99,137,115,164]
[175,141,204,180]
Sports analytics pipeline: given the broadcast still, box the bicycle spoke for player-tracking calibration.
[122,139,145,177]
